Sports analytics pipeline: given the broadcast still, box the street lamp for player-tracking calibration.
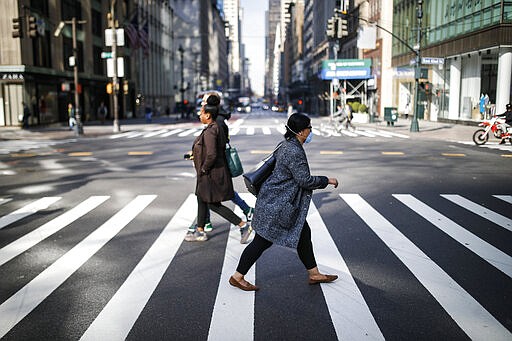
[54,18,87,136]
[410,0,423,132]
[178,45,185,107]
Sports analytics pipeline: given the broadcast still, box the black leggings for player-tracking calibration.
[197,196,242,228]
[236,221,317,275]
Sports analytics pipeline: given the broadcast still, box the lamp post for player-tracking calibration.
[109,0,121,132]
[410,0,423,132]
[178,45,185,106]
[54,18,87,136]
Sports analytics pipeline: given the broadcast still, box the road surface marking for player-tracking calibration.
[143,129,168,138]
[178,128,198,137]
[246,127,255,135]
[68,152,93,157]
[208,194,256,341]
[10,153,36,158]
[127,151,153,155]
[381,151,404,155]
[442,153,465,157]
[340,193,511,341]
[308,201,385,340]
[320,151,344,155]
[0,196,109,266]
[493,195,512,204]
[109,131,136,139]
[441,194,512,232]
[0,195,156,339]
[395,194,512,277]
[160,128,184,137]
[0,197,61,230]
[81,194,195,341]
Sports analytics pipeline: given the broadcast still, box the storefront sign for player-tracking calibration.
[422,57,445,65]
[1,73,24,80]
[320,59,372,80]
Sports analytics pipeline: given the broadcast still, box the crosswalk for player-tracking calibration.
[0,192,510,339]
[107,125,411,140]
[456,140,512,152]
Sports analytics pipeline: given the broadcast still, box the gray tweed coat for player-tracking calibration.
[252,138,328,248]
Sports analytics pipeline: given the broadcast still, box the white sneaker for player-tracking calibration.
[184,230,208,242]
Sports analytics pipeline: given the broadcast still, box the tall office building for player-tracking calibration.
[223,0,242,96]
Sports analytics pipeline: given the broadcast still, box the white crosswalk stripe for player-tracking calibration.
[81,194,195,341]
[440,194,512,232]
[394,194,512,277]
[0,195,156,338]
[340,194,511,340]
[0,197,61,230]
[0,192,510,339]
[104,125,411,140]
[456,140,512,151]
[308,200,385,340]
[208,194,256,341]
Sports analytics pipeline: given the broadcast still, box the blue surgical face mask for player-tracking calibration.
[304,131,313,143]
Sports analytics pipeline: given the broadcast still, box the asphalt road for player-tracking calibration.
[0,110,511,340]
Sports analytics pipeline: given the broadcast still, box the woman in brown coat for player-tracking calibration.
[185,95,252,242]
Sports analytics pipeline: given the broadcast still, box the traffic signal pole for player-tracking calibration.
[410,0,423,132]
[110,0,121,133]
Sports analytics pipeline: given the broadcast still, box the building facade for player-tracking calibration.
[173,0,228,107]
[392,0,512,122]
[0,0,177,127]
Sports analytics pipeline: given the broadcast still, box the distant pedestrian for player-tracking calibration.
[229,113,339,291]
[344,103,355,130]
[68,103,76,130]
[21,102,30,128]
[185,94,252,243]
[97,101,108,124]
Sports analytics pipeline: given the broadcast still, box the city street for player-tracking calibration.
[0,110,511,340]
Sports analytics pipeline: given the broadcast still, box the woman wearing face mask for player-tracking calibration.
[229,113,339,291]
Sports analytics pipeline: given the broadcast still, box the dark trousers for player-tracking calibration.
[236,221,317,275]
[197,196,242,228]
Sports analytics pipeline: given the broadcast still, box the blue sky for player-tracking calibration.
[240,1,268,96]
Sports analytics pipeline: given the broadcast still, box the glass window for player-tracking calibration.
[32,32,51,68]
[62,0,82,20]
[92,9,102,37]
[93,46,104,75]
[30,0,49,16]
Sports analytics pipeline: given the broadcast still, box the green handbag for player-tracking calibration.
[225,143,244,177]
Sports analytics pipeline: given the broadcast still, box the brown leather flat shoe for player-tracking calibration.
[308,274,338,285]
[229,276,259,291]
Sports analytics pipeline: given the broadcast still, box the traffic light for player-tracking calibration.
[424,82,432,95]
[28,16,38,38]
[12,17,23,38]
[326,17,336,38]
[337,18,348,38]
[106,83,113,94]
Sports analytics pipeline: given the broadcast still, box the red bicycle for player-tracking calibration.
[472,116,510,145]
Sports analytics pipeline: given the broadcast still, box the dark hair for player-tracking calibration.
[204,93,220,118]
[285,113,310,140]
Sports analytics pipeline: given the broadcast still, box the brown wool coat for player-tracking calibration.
[192,121,234,203]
